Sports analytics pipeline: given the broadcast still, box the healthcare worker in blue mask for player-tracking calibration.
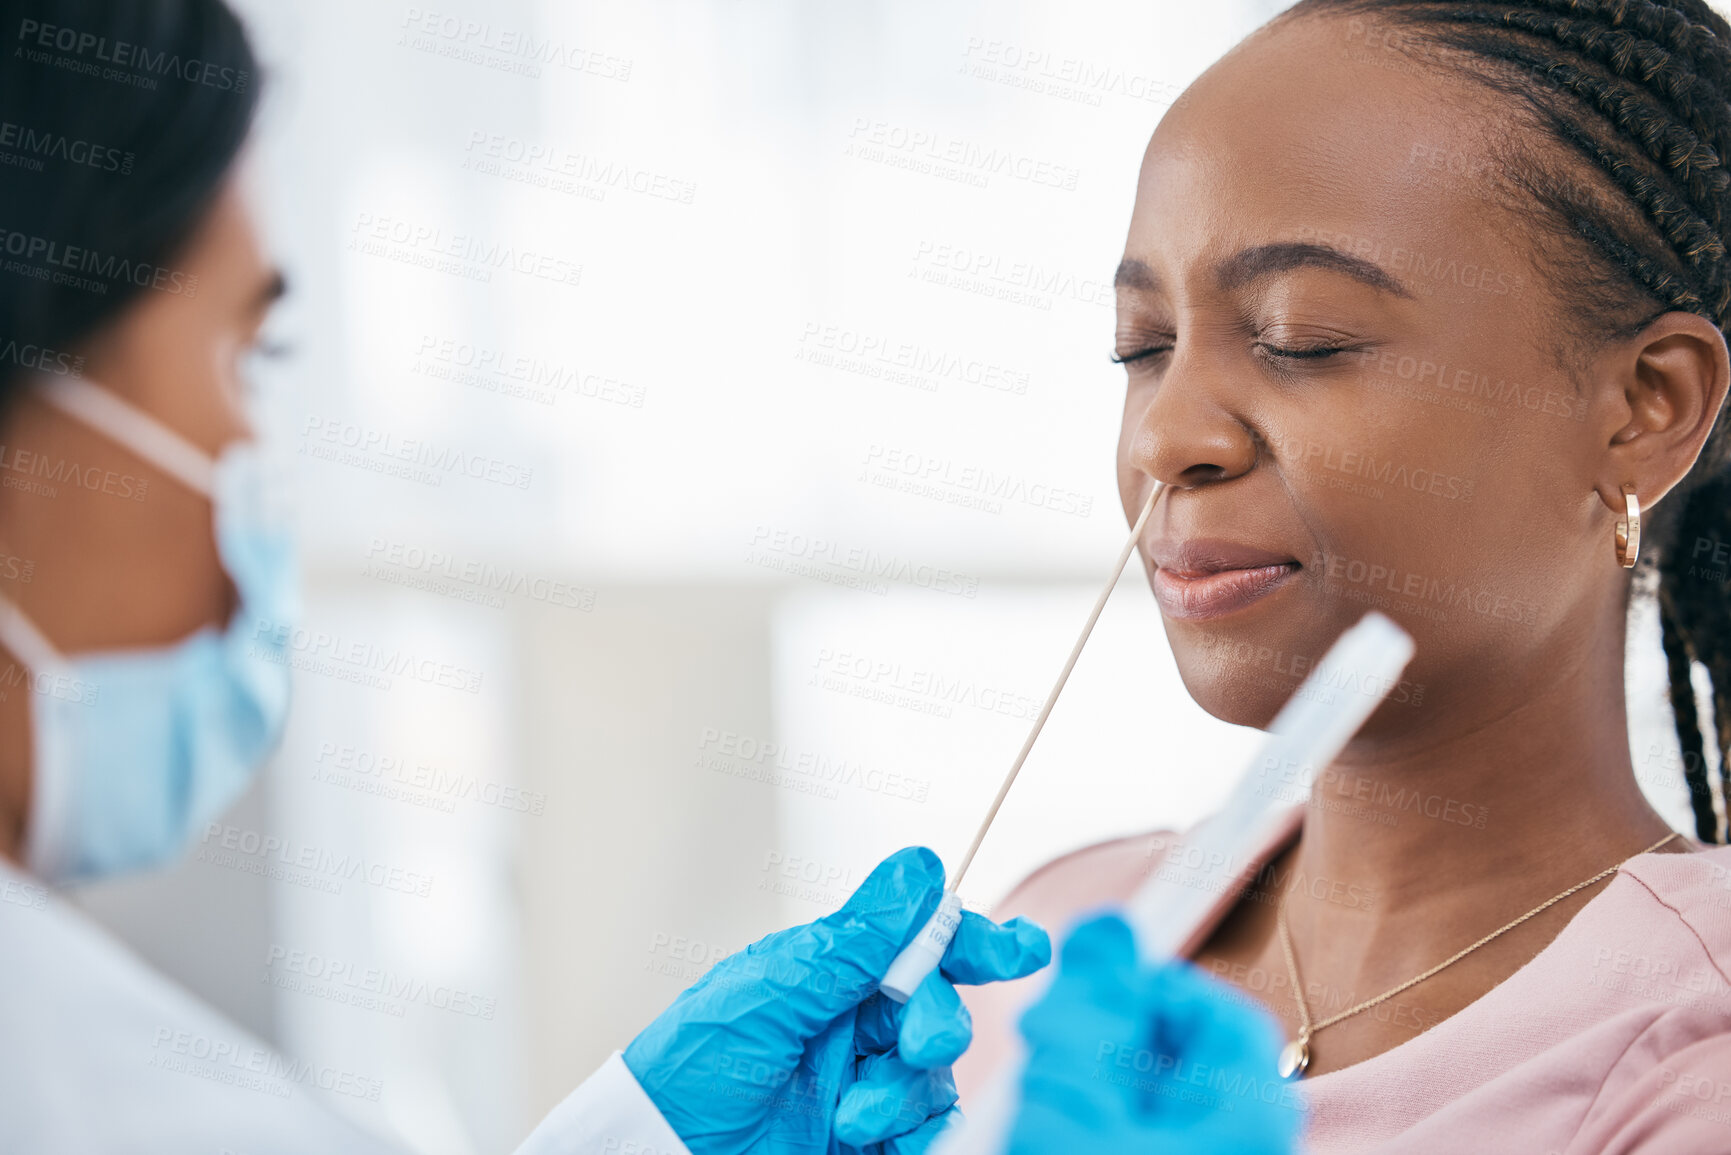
[0,1,1299,1152]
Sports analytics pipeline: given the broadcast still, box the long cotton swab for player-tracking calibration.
[878,481,1165,1002]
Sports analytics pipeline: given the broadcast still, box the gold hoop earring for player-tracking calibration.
[1615,484,1641,569]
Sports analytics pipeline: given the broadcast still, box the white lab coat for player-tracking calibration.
[0,856,689,1155]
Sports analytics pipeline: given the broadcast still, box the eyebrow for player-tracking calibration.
[1114,242,1413,299]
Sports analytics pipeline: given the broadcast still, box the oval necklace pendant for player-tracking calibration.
[1278,1037,1310,1080]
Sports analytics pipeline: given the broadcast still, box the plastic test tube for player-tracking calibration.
[880,890,964,1003]
[1125,610,1414,959]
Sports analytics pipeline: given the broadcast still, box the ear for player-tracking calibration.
[1595,311,1731,516]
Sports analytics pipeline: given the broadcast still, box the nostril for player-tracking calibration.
[1180,463,1230,484]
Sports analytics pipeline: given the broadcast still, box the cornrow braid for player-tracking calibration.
[1494,8,1731,215]
[1446,11,1731,205]
[1572,209,1711,316]
[1544,110,1728,297]
[1288,0,1731,841]
[1526,1,1731,92]
[1657,580,1716,840]
[1414,12,1731,317]
[1663,470,1731,832]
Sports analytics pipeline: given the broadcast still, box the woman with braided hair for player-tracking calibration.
[956,1,1731,1151]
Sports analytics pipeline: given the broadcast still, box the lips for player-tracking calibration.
[1148,537,1300,622]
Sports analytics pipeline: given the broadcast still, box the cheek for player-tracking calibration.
[1115,386,1154,514]
[210,330,256,425]
[173,317,255,451]
[1280,369,1488,509]
[1272,393,1589,655]
[106,294,253,455]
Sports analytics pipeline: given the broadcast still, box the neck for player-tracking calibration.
[1288,621,1673,937]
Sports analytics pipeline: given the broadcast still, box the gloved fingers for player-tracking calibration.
[626,856,931,1063]
[853,989,904,1056]
[621,851,948,1155]
[1136,961,1302,1146]
[939,911,1052,986]
[626,1000,858,1155]
[834,1053,959,1147]
[1146,960,1287,1076]
[825,846,945,939]
[897,968,971,1070]
[879,1104,964,1155]
[1008,916,1306,1155]
[657,917,803,1002]
[745,847,947,1037]
[778,1009,864,1133]
[624,918,817,1074]
[1020,912,1140,1033]
[1013,913,1145,1135]
[1151,1099,1307,1155]
[885,909,1052,1070]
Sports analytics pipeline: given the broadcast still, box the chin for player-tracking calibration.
[1168,644,1299,730]
[1158,594,1368,730]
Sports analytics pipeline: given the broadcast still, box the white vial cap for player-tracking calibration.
[879,890,964,1003]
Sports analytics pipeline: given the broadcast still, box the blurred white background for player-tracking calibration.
[62,1,1714,1151]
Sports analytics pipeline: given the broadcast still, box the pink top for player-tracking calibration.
[959,805,1731,1154]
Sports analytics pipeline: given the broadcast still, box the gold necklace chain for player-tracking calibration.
[1273,830,1681,1079]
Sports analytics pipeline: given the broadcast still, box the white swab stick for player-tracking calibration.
[951,480,1165,891]
[879,482,1164,1002]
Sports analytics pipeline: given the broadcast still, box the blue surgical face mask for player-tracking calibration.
[0,376,299,884]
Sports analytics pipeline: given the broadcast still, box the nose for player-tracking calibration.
[1119,346,1260,496]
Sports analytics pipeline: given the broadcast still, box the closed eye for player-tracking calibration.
[1256,342,1359,361]
[1113,341,1365,368]
[1109,345,1172,365]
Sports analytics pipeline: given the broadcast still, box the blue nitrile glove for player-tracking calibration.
[835,902,1050,1152]
[624,847,1051,1155]
[1008,913,1304,1155]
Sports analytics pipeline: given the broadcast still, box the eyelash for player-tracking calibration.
[1109,342,1357,365]
[1257,342,1355,361]
[1109,345,1171,365]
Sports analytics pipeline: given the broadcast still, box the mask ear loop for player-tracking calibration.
[33,376,216,497]
[0,594,77,883]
